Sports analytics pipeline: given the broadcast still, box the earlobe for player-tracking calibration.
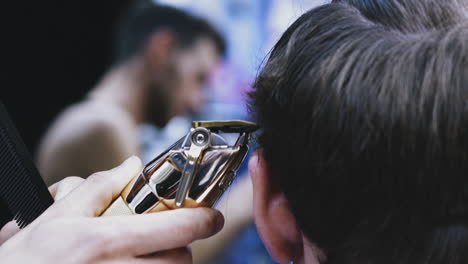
[249,152,304,263]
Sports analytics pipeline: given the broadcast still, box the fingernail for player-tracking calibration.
[215,213,225,232]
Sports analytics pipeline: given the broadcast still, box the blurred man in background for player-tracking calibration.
[37,4,225,185]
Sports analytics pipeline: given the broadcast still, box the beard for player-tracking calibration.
[145,80,172,128]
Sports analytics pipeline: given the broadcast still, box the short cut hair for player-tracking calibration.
[114,3,226,63]
[334,0,468,33]
[251,1,468,263]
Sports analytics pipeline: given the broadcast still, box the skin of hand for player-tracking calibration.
[0,156,224,264]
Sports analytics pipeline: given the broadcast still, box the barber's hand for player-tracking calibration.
[0,176,86,244]
[0,156,224,263]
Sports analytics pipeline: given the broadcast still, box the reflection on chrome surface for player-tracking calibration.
[118,120,256,214]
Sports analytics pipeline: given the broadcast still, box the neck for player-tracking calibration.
[89,57,148,124]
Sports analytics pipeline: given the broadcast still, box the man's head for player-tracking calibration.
[115,4,225,127]
[250,1,468,263]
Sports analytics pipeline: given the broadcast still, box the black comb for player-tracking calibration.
[0,101,54,228]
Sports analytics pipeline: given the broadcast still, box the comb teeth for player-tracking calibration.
[0,104,53,228]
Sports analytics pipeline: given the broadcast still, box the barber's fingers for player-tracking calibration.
[99,248,192,264]
[48,176,85,201]
[91,208,224,257]
[50,156,143,217]
[0,176,85,245]
[0,221,19,245]
[138,248,192,264]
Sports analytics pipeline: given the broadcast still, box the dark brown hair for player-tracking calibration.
[250,1,468,263]
[114,3,226,63]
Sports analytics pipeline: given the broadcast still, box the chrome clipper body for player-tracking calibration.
[102,120,258,216]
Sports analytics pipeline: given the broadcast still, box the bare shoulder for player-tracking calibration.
[37,100,139,184]
[40,101,136,146]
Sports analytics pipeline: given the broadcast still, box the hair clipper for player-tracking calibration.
[101,120,257,216]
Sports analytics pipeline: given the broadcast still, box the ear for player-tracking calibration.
[249,151,304,263]
[143,29,177,71]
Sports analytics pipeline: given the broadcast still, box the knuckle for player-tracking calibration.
[87,171,110,185]
[60,176,85,187]
[50,176,86,201]
[63,176,85,183]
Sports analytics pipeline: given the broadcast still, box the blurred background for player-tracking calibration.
[2,0,327,154]
[1,0,328,263]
